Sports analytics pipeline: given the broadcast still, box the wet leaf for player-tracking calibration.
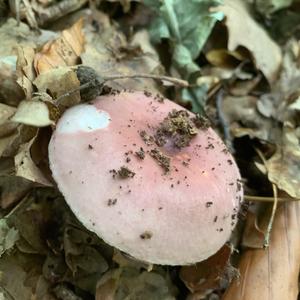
[217,0,282,82]
[11,100,54,127]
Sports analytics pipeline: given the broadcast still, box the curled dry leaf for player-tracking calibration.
[206,49,246,69]
[180,245,233,298]
[221,95,275,140]
[0,175,34,209]
[34,66,81,108]
[15,136,52,186]
[217,0,282,82]
[266,126,300,198]
[0,254,33,300]
[11,100,54,127]
[0,219,19,257]
[34,18,85,74]
[96,268,177,300]
[223,201,300,300]
[241,210,266,249]
[16,46,36,100]
[81,13,163,92]
[0,56,24,106]
[0,103,17,137]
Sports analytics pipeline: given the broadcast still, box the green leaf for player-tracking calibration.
[145,0,223,72]
[144,0,223,113]
[255,0,293,15]
[0,219,19,257]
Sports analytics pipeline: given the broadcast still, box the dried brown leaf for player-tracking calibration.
[96,268,177,300]
[0,57,25,106]
[221,95,276,140]
[217,0,282,82]
[34,19,85,74]
[1,125,37,158]
[14,136,52,186]
[267,126,300,198]
[0,175,34,209]
[16,46,36,100]
[81,14,162,92]
[0,103,17,137]
[223,201,300,300]
[180,245,233,298]
[0,254,33,300]
[34,67,81,108]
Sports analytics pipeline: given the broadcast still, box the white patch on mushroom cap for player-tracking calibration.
[56,104,111,133]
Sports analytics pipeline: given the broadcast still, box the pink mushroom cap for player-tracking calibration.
[49,91,243,265]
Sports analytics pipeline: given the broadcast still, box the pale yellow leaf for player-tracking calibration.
[11,100,54,127]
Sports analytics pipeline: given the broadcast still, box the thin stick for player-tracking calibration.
[103,74,189,88]
[244,195,299,202]
[254,147,278,248]
[55,81,91,103]
[264,183,278,248]
[54,73,189,102]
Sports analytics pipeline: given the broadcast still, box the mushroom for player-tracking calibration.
[48,91,243,265]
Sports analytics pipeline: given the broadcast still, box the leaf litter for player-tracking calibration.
[0,0,300,299]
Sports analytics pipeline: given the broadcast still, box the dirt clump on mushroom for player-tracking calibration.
[110,166,136,179]
[149,148,171,173]
[154,109,209,148]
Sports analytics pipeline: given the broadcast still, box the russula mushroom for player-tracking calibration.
[49,91,243,265]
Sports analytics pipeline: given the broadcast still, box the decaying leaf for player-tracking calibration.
[217,0,282,82]
[11,100,54,127]
[145,0,223,76]
[16,46,36,100]
[0,175,34,209]
[34,18,85,74]
[0,16,58,56]
[267,126,300,198]
[14,136,52,186]
[221,95,276,140]
[255,0,293,15]
[0,254,33,300]
[82,13,163,92]
[180,244,235,298]
[96,267,177,300]
[223,201,300,300]
[34,66,81,108]
[0,103,17,137]
[0,56,24,106]
[0,219,19,257]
